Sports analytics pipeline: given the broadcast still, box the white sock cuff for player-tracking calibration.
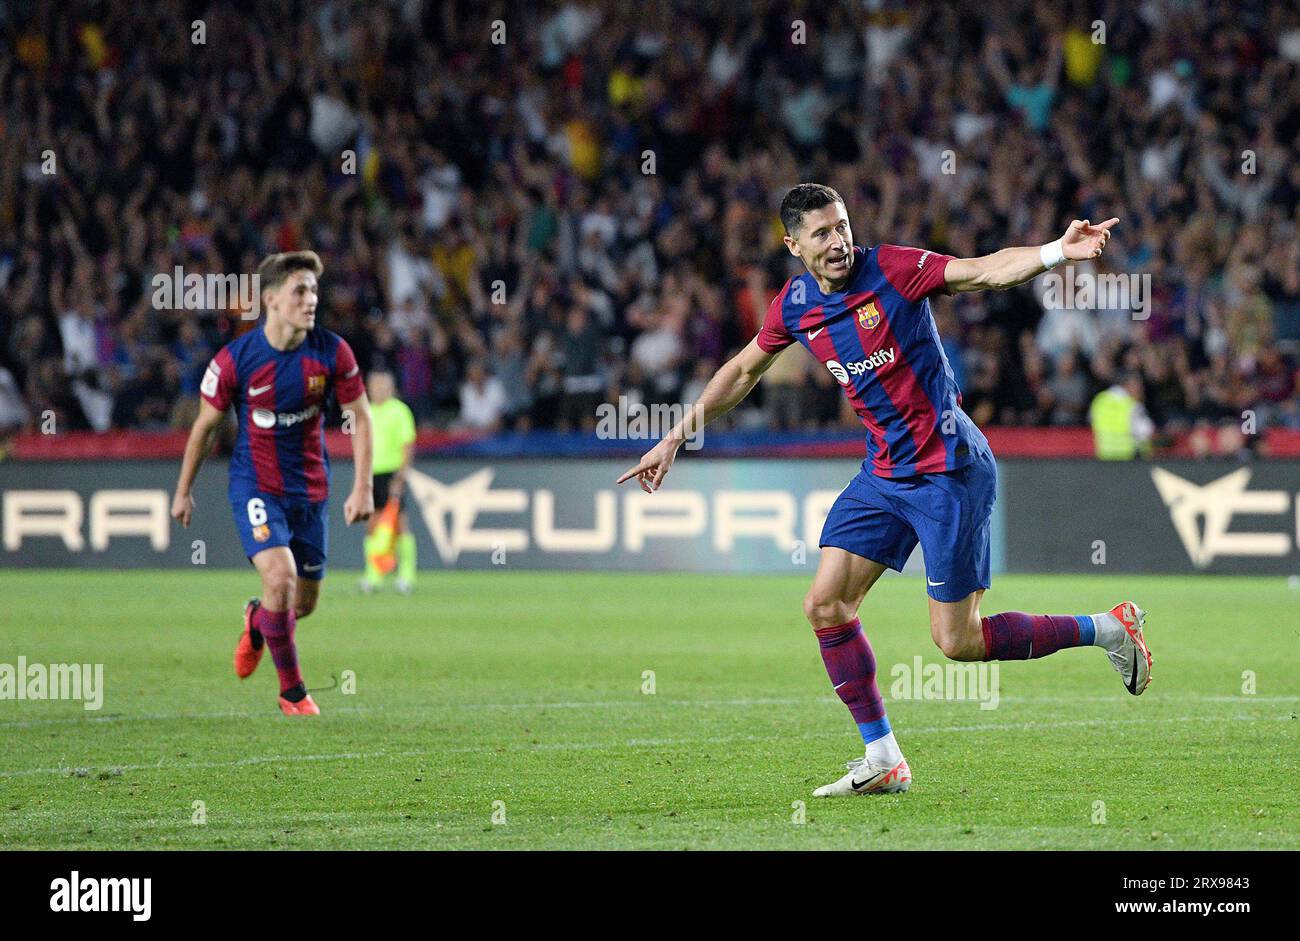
[1091,612,1125,649]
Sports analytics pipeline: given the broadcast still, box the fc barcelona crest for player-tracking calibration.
[307,374,326,395]
[857,301,882,330]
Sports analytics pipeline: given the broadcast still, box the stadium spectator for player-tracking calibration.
[0,0,1297,461]
[1045,350,1090,425]
[0,367,30,433]
[458,360,508,432]
[559,304,605,430]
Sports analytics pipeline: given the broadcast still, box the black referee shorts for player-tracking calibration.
[372,472,409,512]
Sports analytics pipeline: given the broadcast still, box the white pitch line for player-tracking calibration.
[0,750,402,779]
[0,714,1290,779]
[454,694,1300,708]
[0,699,814,728]
[0,705,382,729]
[975,695,1300,704]
[2,691,1289,727]
[0,693,1295,729]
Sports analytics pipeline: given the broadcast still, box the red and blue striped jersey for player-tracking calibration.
[200,326,365,501]
[757,244,987,477]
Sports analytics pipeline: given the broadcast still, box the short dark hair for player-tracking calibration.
[257,250,323,293]
[780,183,845,236]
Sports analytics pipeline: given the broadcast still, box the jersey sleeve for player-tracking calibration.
[755,282,796,353]
[332,337,365,404]
[876,244,955,302]
[199,347,237,412]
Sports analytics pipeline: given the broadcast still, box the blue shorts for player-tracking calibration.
[819,449,997,603]
[229,489,329,581]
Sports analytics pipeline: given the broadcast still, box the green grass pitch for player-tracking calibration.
[1,570,1296,850]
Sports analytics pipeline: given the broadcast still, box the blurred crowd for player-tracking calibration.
[1,0,1298,450]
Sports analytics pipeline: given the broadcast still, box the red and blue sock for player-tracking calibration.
[980,612,1098,661]
[254,606,304,696]
[814,618,891,745]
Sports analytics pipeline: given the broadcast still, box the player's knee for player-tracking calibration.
[295,597,316,619]
[932,626,982,662]
[933,632,962,660]
[803,590,852,628]
[263,567,296,606]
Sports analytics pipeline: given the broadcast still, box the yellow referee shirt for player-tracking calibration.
[371,397,417,475]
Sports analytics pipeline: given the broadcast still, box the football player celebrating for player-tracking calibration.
[172,251,374,715]
[618,184,1151,796]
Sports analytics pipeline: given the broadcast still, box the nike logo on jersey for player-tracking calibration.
[808,327,825,340]
[249,384,272,396]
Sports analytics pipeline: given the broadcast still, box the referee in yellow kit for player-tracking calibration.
[361,370,418,594]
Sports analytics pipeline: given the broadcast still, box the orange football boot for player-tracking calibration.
[278,693,320,716]
[234,598,266,679]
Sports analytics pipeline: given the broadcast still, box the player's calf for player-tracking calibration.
[808,615,911,797]
[974,601,1154,694]
[294,584,319,619]
[256,607,306,698]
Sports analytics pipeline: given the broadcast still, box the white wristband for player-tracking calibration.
[1040,239,1066,269]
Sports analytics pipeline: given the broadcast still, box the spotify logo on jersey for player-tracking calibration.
[252,408,277,429]
[825,348,897,385]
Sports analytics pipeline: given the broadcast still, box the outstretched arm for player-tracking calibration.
[616,337,782,493]
[943,218,1118,293]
